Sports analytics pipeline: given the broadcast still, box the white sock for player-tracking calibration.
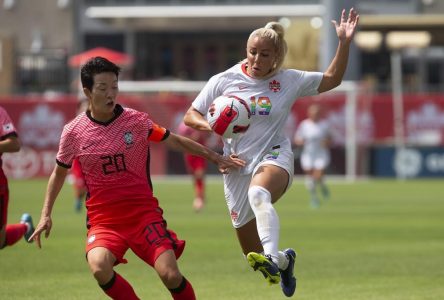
[277,250,289,270]
[248,185,280,264]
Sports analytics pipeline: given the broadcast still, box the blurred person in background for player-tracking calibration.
[184,8,359,297]
[29,57,245,300]
[0,106,35,250]
[294,103,332,209]
[177,122,210,212]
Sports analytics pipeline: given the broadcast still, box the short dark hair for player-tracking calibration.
[80,56,121,91]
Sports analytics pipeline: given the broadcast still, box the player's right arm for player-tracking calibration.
[29,164,69,248]
[183,106,212,132]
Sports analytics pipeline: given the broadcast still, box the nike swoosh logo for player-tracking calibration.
[238,85,249,90]
[82,144,94,150]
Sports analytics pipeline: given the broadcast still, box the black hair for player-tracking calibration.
[80,56,121,91]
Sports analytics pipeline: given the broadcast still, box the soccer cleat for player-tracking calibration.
[247,252,280,285]
[20,213,35,243]
[280,248,297,297]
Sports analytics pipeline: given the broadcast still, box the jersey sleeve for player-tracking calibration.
[287,70,323,98]
[0,106,18,139]
[192,72,225,116]
[148,122,170,142]
[56,125,76,168]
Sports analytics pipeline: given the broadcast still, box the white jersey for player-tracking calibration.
[295,118,330,156]
[192,63,323,174]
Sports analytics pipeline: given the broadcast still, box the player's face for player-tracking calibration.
[86,72,118,121]
[246,36,276,78]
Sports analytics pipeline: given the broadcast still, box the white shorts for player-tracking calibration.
[300,151,330,171]
[223,143,294,228]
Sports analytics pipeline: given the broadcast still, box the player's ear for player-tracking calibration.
[83,87,91,99]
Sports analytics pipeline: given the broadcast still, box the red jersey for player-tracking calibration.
[57,104,169,227]
[0,106,18,183]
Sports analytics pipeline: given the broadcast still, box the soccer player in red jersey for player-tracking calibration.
[177,122,210,212]
[29,57,245,300]
[0,106,35,250]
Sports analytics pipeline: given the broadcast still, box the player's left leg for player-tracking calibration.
[154,250,196,300]
[279,248,297,297]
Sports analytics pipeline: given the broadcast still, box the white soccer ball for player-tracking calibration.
[207,95,251,139]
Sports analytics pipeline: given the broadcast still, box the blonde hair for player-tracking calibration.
[247,21,288,78]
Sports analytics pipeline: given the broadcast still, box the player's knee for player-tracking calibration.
[248,185,272,210]
[157,268,182,289]
[87,254,114,284]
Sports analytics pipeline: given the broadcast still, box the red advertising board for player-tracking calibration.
[1,96,77,178]
[1,92,444,178]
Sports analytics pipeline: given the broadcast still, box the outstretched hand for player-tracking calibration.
[332,8,359,44]
[28,215,53,249]
[217,154,245,174]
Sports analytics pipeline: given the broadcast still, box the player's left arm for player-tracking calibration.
[318,8,359,93]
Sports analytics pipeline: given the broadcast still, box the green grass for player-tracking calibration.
[1,178,443,299]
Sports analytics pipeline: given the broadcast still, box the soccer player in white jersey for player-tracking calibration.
[184,8,359,297]
[294,104,332,208]
[29,57,245,300]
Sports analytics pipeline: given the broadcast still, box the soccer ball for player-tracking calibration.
[207,95,251,139]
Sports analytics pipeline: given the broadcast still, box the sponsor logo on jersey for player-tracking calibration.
[265,150,280,160]
[269,80,281,92]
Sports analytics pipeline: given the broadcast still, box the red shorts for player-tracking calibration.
[184,154,207,172]
[85,219,185,266]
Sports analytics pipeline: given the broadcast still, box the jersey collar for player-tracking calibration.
[86,104,124,126]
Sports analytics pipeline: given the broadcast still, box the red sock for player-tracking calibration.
[5,223,27,246]
[170,277,196,300]
[101,272,139,300]
[195,178,204,200]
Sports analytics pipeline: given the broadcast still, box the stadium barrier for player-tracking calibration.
[1,91,443,179]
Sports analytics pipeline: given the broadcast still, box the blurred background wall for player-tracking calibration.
[1,0,444,179]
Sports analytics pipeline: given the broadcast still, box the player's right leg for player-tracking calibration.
[305,175,320,208]
[87,247,140,300]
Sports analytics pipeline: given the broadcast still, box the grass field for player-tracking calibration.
[1,178,443,300]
